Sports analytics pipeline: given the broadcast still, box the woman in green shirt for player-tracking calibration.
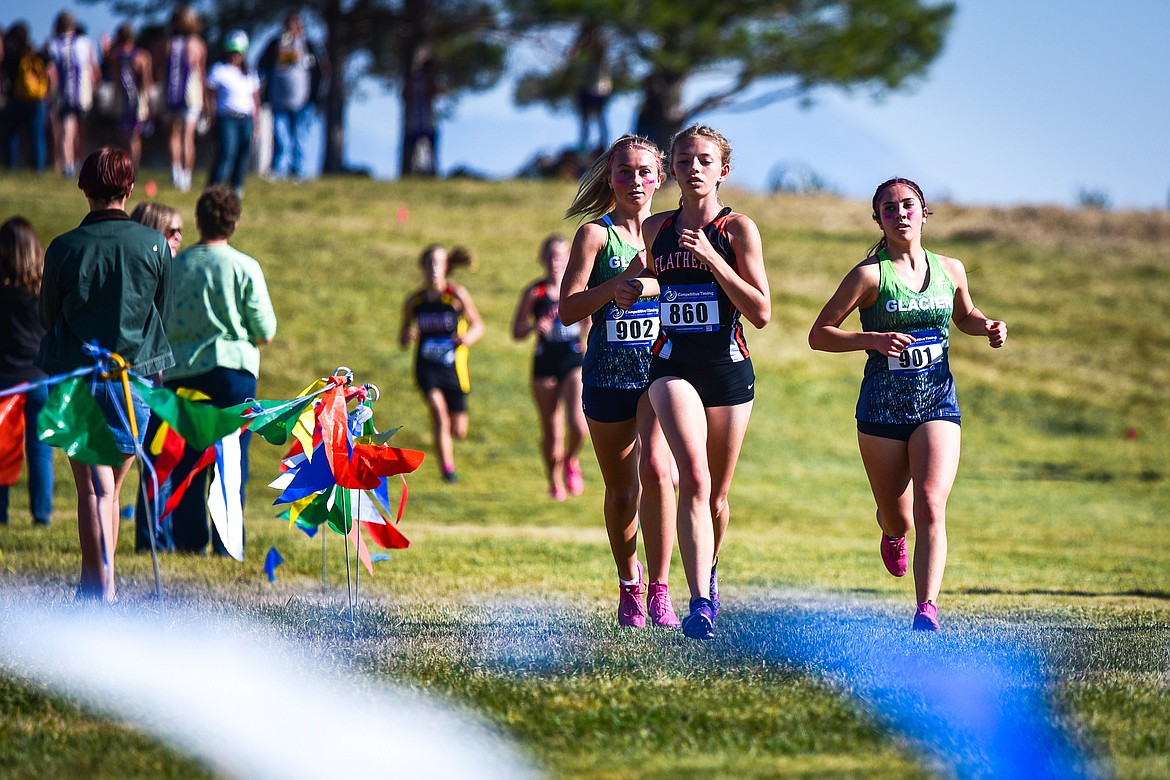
[162,185,276,556]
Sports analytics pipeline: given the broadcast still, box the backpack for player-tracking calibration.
[14,51,49,102]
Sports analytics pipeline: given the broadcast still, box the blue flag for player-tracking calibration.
[263,547,284,582]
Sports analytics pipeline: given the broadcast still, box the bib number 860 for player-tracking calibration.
[667,302,710,327]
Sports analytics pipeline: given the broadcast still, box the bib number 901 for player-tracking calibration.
[887,330,944,375]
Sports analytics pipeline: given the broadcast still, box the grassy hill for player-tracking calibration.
[1,173,1168,778]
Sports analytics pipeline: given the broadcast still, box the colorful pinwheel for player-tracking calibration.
[266,370,424,583]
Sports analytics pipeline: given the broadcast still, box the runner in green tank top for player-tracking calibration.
[809,178,1007,632]
[559,134,681,630]
[578,213,654,390]
[856,247,959,426]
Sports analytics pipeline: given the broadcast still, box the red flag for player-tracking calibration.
[319,384,424,489]
[161,444,217,520]
[395,473,409,522]
[143,423,186,503]
[318,384,353,484]
[362,508,411,549]
[348,443,424,487]
[0,393,25,486]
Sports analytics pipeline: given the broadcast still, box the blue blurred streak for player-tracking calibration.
[732,606,1088,780]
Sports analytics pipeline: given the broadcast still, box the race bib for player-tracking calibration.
[545,316,579,344]
[888,330,944,374]
[606,300,659,347]
[420,336,456,366]
[659,283,719,333]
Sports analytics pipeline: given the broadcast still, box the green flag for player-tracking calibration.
[243,397,315,446]
[324,487,355,534]
[294,490,334,528]
[37,377,127,466]
[133,379,248,451]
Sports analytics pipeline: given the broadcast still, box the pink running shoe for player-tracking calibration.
[617,562,646,628]
[880,533,908,577]
[565,459,585,496]
[912,601,940,631]
[549,484,567,502]
[647,582,681,628]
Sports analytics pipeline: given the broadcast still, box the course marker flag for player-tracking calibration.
[264,547,284,582]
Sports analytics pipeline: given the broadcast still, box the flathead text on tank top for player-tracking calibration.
[655,250,709,272]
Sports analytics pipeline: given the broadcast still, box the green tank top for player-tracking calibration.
[856,248,960,423]
[859,248,955,338]
[581,214,656,389]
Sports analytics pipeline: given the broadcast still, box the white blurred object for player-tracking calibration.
[0,598,539,780]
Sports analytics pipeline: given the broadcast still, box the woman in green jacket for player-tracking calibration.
[38,146,173,603]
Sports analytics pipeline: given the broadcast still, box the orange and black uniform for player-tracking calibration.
[647,206,754,407]
[525,279,583,379]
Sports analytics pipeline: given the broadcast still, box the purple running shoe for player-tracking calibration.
[681,597,715,640]
[709,559,720,618]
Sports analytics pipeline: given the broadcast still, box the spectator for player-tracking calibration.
[37,147,173,603]
[402,42,437,176]
[46,12,99,177]
[570,21,612,153]
[258,11,321,180]
[0,216,54,527]
[104,23,152,168]
[2,22,51,172]
[163,185,276,556]
[130,200,183,260]
[205,30,259,198]
[127,200,182,553]
[161,5,206,192]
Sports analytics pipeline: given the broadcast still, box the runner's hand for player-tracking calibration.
[873,331,916,358]
[613,278,643,310]
[986,320,1007,348]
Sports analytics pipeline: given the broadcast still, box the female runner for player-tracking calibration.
[512,235,589,501]
[400,245,484,483]
[559,134,679,629]
[808,177,1007,631]
[641,125,771,640]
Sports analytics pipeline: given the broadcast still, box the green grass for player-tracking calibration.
[1,173,1168,778]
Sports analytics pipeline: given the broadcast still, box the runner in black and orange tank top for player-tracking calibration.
[512,235,588,502]
[641,125,772,640]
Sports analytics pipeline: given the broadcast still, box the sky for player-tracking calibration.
[7,0,1170,210]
